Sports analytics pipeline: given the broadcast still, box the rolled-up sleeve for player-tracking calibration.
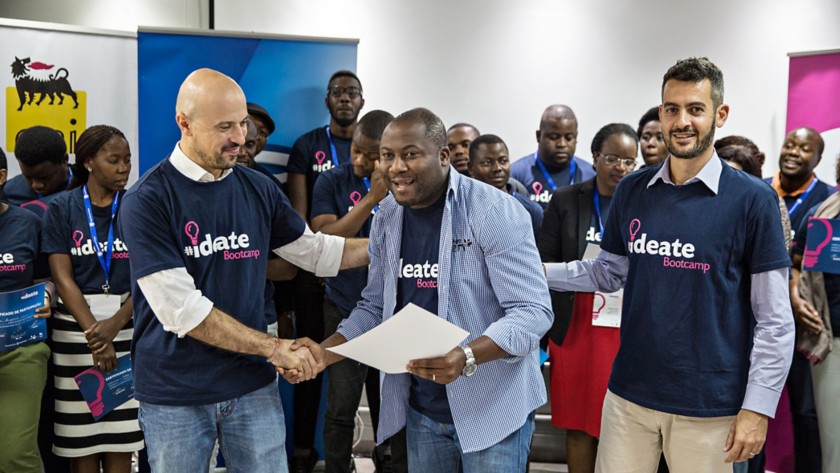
[743,267,795,417]
[273,225,345,277]
[137,267,213,338]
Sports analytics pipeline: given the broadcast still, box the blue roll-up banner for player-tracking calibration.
[137,29,358,183]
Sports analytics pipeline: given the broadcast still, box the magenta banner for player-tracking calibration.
[787,52,840,133]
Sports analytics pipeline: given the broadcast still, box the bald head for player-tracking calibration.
[540,104,577,130]
[175,68,249,177]
[176,68,246,121]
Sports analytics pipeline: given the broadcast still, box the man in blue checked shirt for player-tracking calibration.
[297,107,553,472]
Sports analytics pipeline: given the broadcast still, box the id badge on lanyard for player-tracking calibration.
[583,243,622,328]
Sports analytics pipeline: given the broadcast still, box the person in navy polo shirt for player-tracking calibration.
[510,104,595,209]
[467,133,543,240]
[285,70,366,471]
[301,108,552,473]
[118,68,368,473]
[545,57,794,473]
[311,110,407,473]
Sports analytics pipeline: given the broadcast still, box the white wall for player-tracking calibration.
[2,0,840,179]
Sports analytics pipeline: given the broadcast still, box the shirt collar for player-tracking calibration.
[647,152,723,195]
[169,143,233,182]
[770,172,815,197]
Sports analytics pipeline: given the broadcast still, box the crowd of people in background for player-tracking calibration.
[1,55,838,473]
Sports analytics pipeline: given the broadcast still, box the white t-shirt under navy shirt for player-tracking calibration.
[397,194,452,424]
[41,188,131,295]
[600,162,789,417]
[311,163,374,317]
[118,158,305,405]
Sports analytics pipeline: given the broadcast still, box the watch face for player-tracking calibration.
[463,363,477,377]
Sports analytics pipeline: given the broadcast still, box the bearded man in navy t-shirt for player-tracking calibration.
[545,58,794,473]
[118,68,368,473]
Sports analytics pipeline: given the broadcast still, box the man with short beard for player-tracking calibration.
[543,57,794,472]
[285,70,365,473]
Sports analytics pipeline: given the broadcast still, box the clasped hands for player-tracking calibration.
[268,337,326,383]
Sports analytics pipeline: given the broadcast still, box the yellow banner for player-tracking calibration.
[5,87,87,153]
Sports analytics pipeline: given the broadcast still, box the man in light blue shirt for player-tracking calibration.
[309,108,553,472]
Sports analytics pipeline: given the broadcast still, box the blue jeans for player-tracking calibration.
[138,381,287,473]
[406,406,534,473]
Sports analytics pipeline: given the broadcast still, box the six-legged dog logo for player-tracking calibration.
[10,56,79,111]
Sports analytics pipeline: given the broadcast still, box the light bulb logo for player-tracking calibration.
[592,293,606,321]
[315,151,327,165]
[803,217,832,269]
[72,230,85,248]
[532,182,543,195]
[349,191,362,206]
[76,370,106,418]
[629,219,642,242]
[184,221,200,246]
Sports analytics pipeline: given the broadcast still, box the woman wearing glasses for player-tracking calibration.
[538,123,639,473]
[42,125,143,473]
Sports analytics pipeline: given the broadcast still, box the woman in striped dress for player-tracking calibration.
[42,125,143,472]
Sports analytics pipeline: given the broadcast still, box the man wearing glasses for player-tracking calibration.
[285,70,365,473]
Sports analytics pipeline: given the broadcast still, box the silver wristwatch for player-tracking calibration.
[461,346,477,377]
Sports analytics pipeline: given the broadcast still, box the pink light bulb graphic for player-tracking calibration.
[592,294,606,320]
[77,370,106,418]
[73,230,85,248]
[803,218,833,269]
[532,182,543,195]
[184,221,200,246]
[349,191,362,206]
[315,151,327,165]
[629,219,642,242]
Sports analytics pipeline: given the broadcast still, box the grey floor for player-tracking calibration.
[333,458,568,472]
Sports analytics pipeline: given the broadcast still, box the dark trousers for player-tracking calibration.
[787,350,822,473]
[292,271,325,451]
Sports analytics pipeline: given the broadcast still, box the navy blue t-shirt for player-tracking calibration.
[41,187,131,295]
[118,159,306,405]
[397,194,451,423]
[793,205,840,335]
[3,174,70,218]
[287,126,352,218]
[601,162,790,417]
[586,193,612,244]
[763,175,835,247]
[311,163,373,316]
[0,204,41,292]
[509,154,595,209]
[510,189,544,241]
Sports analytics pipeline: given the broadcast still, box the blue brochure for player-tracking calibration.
[74,354,134,421]
[803,217,840,275]
[0,283,47,350]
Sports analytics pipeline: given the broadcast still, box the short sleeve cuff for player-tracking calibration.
[314,233,345,277]
[742,383,782,419]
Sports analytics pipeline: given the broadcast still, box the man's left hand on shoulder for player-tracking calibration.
[406,346,468,385]
[723,409,768,463]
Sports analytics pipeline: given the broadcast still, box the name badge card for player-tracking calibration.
[84,294,123,321]
[0,283,47,350]
[583,244,623,328]
[74,354,134,421]
[803,217,840,274]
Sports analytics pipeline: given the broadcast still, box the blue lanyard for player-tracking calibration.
[362,177,379,213]
[593,186,604,236]
[37,167,73,200]
[534,152,577,191]
[325,126,341,167]
[787,178,819,216]
[82,185,119,294]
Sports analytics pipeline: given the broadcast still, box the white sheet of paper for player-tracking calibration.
[85,294,122,321]
[327,303,469,374]
[583,243,623,328]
